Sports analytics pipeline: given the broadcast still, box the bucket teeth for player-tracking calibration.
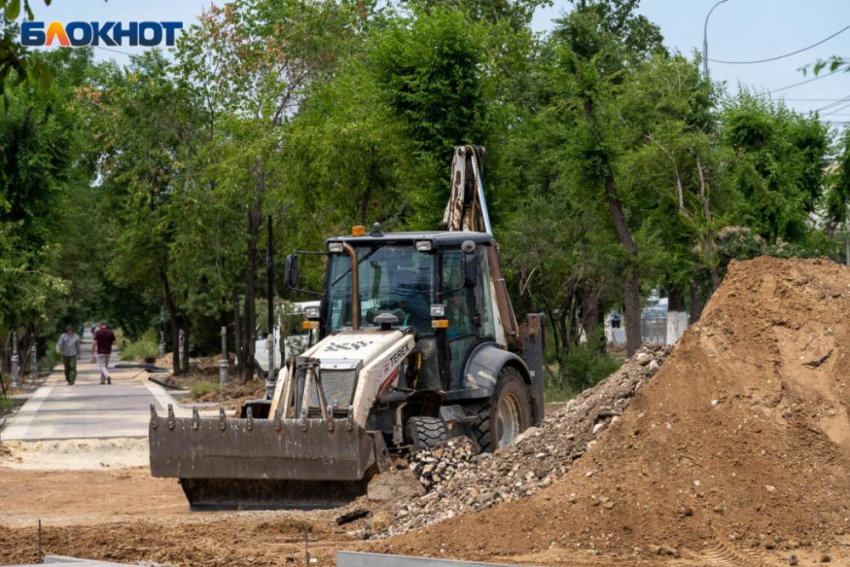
[219,406,227,430]
[150,404,158,429]
[167,404,175,430]
[192,407,200,430]
[273,409,282,432]
[246,407,254,431]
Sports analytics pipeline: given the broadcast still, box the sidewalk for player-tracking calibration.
[1,331,178,442]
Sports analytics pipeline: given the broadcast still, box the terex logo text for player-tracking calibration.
[21,22,183,47]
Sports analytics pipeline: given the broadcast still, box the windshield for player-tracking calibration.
[326,245,434,335]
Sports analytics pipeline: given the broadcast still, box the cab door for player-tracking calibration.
[439,248,484,389]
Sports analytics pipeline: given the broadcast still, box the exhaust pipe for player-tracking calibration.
[342,242,360,330]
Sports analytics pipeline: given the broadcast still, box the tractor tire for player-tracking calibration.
[469,366,532,453]
[406,416,448,452]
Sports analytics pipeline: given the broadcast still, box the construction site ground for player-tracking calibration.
[4,257,850,567]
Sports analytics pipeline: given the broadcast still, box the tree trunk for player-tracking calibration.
[546,307,560,357]
[581,98,641,356]
[242,204,261,384]
[689,279,705,323]
[159,269,181,375]
[581,286,604,352]
[666,285,688,345]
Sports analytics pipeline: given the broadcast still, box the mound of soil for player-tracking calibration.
[373,343,670,538]
[375,257,850,564]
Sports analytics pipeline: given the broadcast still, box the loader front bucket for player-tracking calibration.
[149,405,388,510]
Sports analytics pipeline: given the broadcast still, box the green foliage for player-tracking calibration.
[545,344,622,401]
[723,93,830,244]
[371,8,491,227]
[2,0,849,393]
[190,381,220,399]
[119,328,159,361]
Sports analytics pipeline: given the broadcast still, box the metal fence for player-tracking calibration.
[640,317,667,344]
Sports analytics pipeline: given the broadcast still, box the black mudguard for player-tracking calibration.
[446,330,544,426]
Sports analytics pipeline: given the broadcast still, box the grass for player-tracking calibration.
[119,328,160,361]
[543,345,624,403]
[190,381,220,399]
[0,396,13,410]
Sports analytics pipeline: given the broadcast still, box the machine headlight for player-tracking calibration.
[415,240,432,252]
[328,242,344,253]
[430,304,445,317]
[305,306,321,320]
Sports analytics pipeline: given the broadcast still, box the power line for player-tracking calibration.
[822,100,850,116]
[709,23,850,64]
[783,98,850,102]
[769,65,848,94]
[815,93,850,112]
[93,45,136,57]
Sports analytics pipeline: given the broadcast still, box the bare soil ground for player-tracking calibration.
[4,257,850,567]
[0,465,359,566]
[153,354,266,409]
[370,257,850,566]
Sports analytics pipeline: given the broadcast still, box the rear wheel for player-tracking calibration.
[406,416,447,452]
[470,366,532,452]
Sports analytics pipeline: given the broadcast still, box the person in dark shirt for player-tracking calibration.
[91,321,117,385]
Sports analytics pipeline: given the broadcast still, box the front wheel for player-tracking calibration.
[470,367,532,452]
[406,416,448,452]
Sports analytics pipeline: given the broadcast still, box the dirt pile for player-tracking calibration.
[372,343,670,537]
[376,257,850,564]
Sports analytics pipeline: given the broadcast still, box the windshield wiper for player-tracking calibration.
[331,246,380,287]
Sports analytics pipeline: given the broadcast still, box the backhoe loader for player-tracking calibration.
[149,146,545,509]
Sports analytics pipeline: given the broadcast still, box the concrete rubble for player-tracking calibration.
[366,342,671,538]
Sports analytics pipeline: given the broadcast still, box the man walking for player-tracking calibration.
[91,321,116,385]
[56,324,81,385]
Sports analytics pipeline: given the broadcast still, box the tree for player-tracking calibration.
[90,51,193,373]
[541,0,663,355]
[173,0,359,381]
[371,8,492,228]
[724,93,830,246]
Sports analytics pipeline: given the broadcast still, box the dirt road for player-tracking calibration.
[0,464,360,566]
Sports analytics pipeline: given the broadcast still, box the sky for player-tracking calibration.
[29,0,850,126]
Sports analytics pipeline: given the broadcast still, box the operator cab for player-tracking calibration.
[312,230,502,393]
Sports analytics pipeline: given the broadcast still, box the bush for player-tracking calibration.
[545,345,622,402]
[119,328,159,361]
[190,381,220,399]
[39,349,61,371]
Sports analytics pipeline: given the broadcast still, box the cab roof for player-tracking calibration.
[327,230,494,247]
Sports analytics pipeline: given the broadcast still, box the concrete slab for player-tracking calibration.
[7,554,129,566]
[337,552,545,567]
[1,331,186,442]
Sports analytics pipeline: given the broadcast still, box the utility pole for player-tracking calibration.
[30,342,37,379]
[219,326,229,386]
[266,215,275,399]
[703,0,729,76]
[178,329,185,372]
[158,310,166,360]
[10,331,19,389]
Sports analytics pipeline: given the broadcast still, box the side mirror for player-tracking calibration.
[461,240,478,288]
[285,254,298,289]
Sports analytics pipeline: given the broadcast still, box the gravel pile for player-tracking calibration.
[376,343,671,537]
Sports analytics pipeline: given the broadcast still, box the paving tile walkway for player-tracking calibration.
[1,331,180,442]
